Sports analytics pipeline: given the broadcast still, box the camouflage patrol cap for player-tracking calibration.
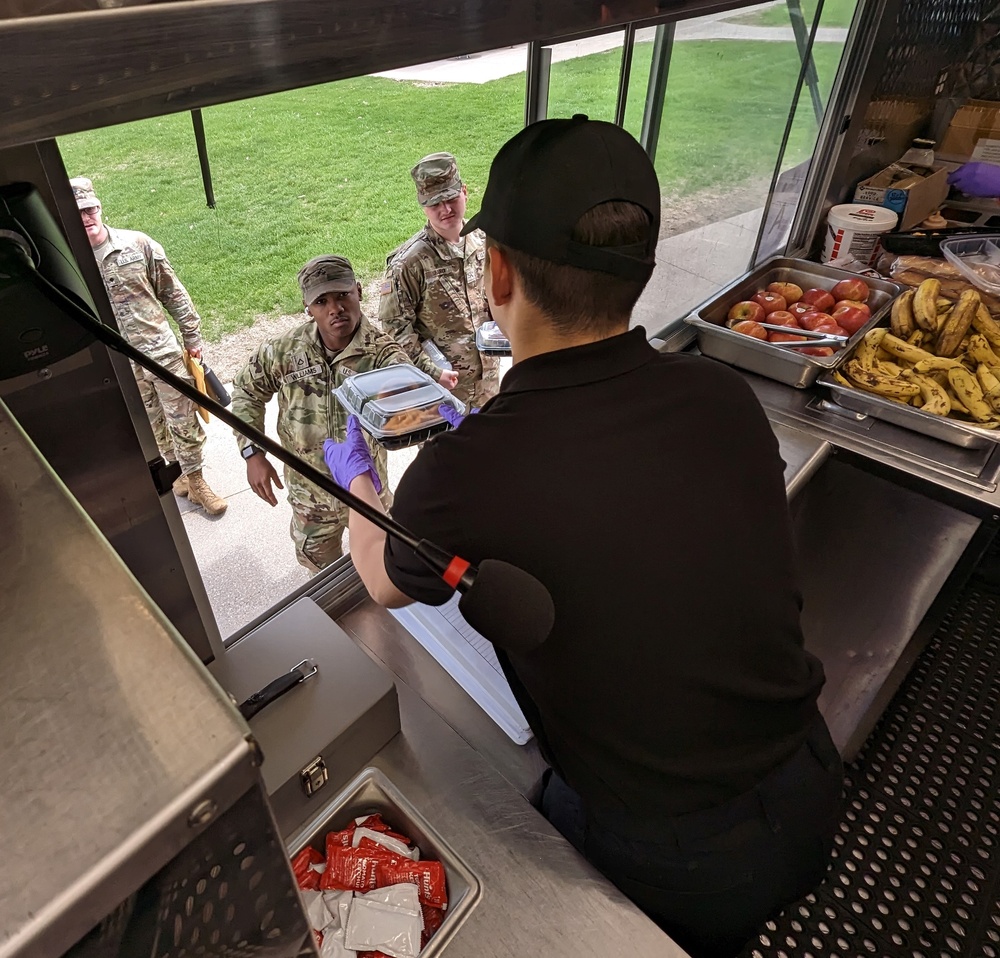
[69,176,100,210]
[411,152,463,207]
[297,255,358,304]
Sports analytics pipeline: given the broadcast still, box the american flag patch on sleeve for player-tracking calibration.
[380,279,392,295]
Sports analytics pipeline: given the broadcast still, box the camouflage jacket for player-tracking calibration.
[93,226,201,362]
[378,223,499,407]
[230,316,409,510]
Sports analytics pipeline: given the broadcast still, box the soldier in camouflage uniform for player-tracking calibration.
[379,152,500,408]
[71,176,227,516]
[231,255,409,572]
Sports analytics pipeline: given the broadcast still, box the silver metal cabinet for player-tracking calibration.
[0,398,309,958]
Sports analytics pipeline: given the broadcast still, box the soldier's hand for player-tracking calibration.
[187,345,203,359]
[247,455,283,506]
[439,369,459,390]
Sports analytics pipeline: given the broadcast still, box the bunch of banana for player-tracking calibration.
[835,278,1000,429]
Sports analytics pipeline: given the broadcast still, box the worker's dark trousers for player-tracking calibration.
[541,717,844,958]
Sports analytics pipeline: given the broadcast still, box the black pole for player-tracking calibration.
[786,0,825,125]
[191,109,216,209]
[639,23,675,162]
[614,23,637,128]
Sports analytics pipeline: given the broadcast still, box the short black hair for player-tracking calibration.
[486,201,655,333]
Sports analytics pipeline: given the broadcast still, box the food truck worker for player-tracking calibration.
[230,255,407,572]
[379,152,498,408]
[325,117,844,958]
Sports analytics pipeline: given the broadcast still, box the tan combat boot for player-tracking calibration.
[186,470,228,515]
[172,474,189,497]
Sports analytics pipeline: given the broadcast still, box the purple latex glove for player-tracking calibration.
[323,415,382,493]
[948,161,1000,197]
[438,403,479,428]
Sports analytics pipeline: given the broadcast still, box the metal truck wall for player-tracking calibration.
[0,141,219,663]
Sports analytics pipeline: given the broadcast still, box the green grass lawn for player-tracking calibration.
[59,38,844,340]
[728,0,858,29]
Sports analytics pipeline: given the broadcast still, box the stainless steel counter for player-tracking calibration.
[292,600,689,958]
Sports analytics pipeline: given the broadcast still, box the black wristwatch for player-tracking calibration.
[241,444,262,460]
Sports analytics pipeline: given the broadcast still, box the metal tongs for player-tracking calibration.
[755,321,848,350]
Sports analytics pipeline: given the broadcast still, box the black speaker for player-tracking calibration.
[0,183,96,381]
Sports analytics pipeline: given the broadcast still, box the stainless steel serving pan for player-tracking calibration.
[287,766,481,957]
[684,256,906,388]
[817,371,998,449]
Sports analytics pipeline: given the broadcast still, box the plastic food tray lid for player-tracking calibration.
[339,364,433,411]
[940,234,1000,295]
[476,321,510,350]
[362,385,452,434]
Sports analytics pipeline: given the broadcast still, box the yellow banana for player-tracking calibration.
[904,370,951,416]
[947,366,994,422]
[876,360,904,377]
[854,327,887,371]
[936,288,981,357]
[972,305,1000,349]
[845,361,920,400]
[890,289,916,339]
[907,329,927,348]
[977,364,1000,413]
[881,332,961,368]
[936,297,954,314]
[913,278,942,331]
[966,333,1000,367]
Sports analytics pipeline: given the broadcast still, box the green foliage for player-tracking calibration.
[60,38,845,339]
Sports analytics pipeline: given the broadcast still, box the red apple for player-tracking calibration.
[799,311,834,331]
[732,320,768,340]
[832,277,870,303]
[831,303,869,335]
[800,346,835,357]
[768,330,807,343]
[800,288,836,312]
[751,291,788,315]
[789,301,816,319]
[767,310,800,328]
[727,300,766,326]
[813,322,849,338]
[767,281,804,305]
[835,299,871,319]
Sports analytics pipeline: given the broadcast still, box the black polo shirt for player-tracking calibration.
[385,327,825,818]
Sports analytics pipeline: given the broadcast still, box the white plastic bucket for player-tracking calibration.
[822,204,898,267]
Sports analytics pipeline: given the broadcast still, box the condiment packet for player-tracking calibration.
[344,896,422,958]
[301,889,334,932]
[292,846,325,890]
[376,857,448,910]
[322,889,354,931]
[319,925,354,958]
[356,882,421,916]
[321,846,384,893]
[354,828,419,860]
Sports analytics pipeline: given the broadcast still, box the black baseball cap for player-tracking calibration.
[461,115,660,279]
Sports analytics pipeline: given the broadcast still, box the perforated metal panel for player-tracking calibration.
[742,578,1000,958]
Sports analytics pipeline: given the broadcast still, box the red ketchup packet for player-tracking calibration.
[324,825,357,851]
[355,814,413,847]
[376,857,448,910]
[291,846,324,890]
[320,846,388,893]
[421,905,445,946]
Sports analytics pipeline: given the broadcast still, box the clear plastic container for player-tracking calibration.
[940,234,1000,295]
[335,364,465,447]
[475,320,511,354]
[421,339,453,371]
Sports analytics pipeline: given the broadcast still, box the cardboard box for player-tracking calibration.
[939,99,1000,161]
[853,165,950,230]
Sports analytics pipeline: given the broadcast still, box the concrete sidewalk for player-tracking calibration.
[374,15,847,86]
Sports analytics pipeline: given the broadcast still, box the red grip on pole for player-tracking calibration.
[442,556,471,589]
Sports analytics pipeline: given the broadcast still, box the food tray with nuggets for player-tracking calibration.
[475,320,512,355]
[684,256,906,388]
[817,278,1000,449]
[335,364,466,449]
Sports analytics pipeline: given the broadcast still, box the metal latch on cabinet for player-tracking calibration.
[300,756,329,797]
